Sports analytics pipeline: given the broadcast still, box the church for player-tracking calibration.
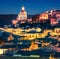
[17,6,27,21]
[12,6,32,25]
[17,6,28,23]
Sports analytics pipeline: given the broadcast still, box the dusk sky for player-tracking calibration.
[0,0,60,15]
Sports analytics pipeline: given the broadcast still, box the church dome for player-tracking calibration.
[18,6,27,20]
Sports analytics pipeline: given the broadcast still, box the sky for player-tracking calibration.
[0,0,60,15]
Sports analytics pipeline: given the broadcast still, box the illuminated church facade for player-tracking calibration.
[12,6,32,25]
[17,6,27,21]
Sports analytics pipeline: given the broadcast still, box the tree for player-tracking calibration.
[0,37,5,45]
